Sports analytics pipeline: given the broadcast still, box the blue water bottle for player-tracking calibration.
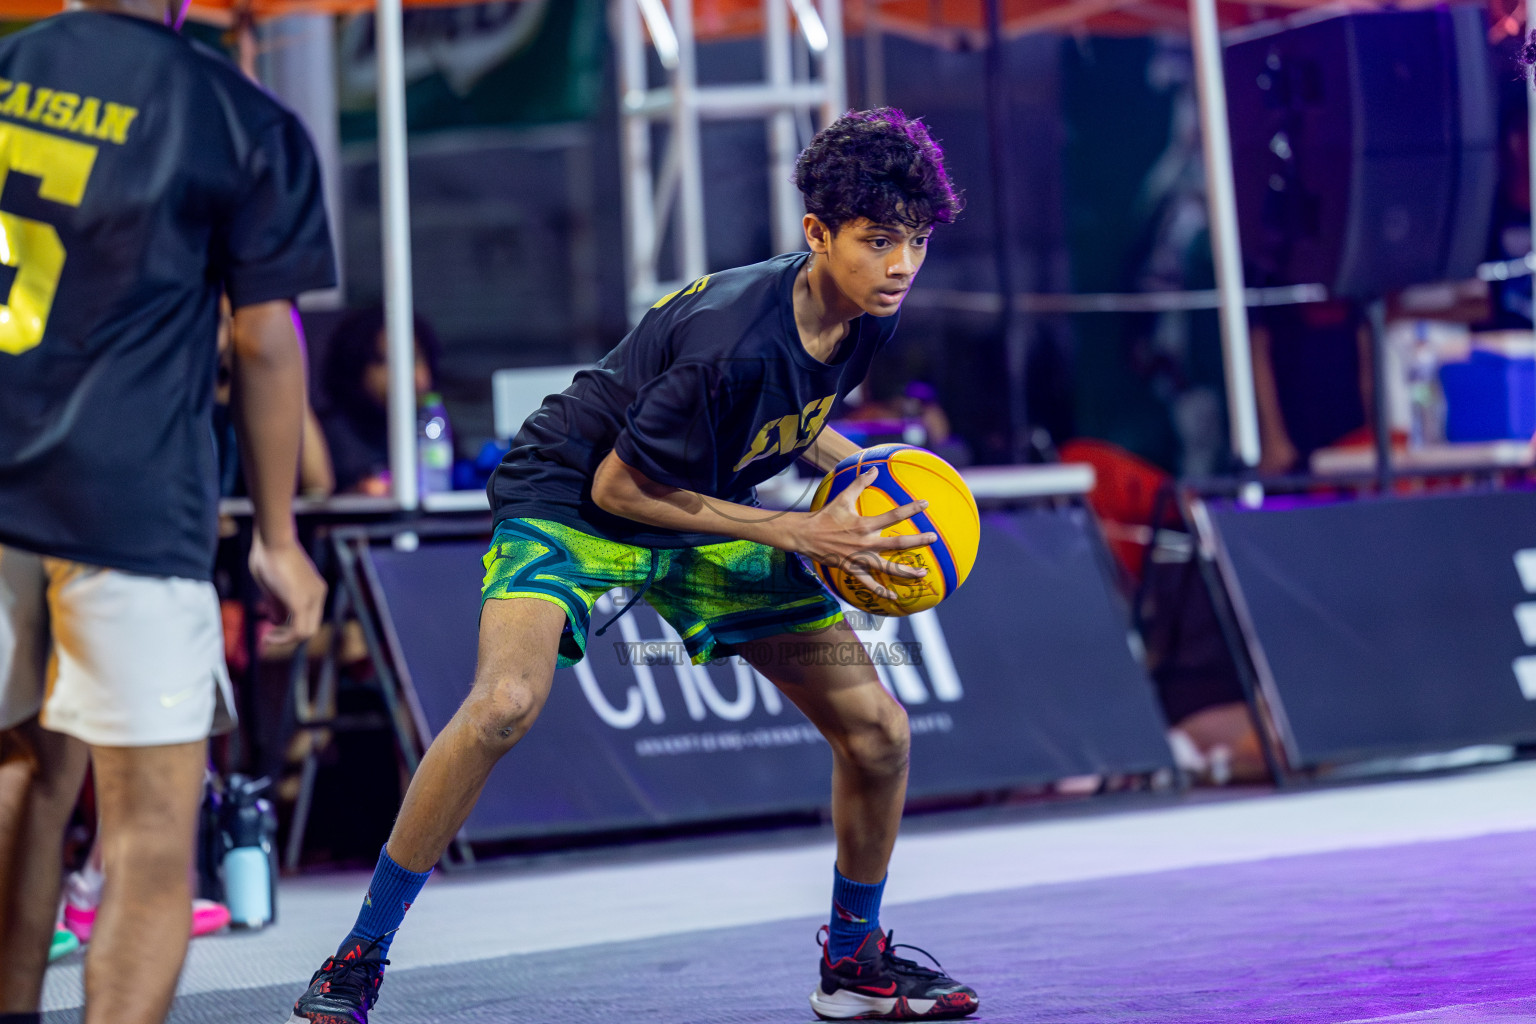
[221,775,278,929]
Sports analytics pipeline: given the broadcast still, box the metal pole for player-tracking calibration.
[618,0,658,323]
[1188,0,1261,469]
[672,0,708,282]
[1527,22,1536,410]
[820,0,847,124]
[984,0,1029,463]
[1367,298,1392,492]
[376,0,419,509]
[767,0,803,254]
[258,14,345,310]
[863,8,885,109]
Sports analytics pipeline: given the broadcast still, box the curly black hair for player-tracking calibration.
[793,107,963,233]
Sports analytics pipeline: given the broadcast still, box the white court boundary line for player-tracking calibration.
[1341,995,1536,1022]
[42,760,1536,1010]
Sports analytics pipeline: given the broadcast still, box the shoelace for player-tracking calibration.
[815,925,953,983]
[881,931,952,982]
[314,935,392,1009]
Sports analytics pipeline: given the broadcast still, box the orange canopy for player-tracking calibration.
[666,0,1457,41]
[5,0,1500,39]
[2,0,506,22]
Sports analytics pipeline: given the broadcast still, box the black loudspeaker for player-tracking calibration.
[1225,9,1498,298]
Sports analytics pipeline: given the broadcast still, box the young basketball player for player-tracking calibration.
[0,3,334,1023]
[288,108,976,1023]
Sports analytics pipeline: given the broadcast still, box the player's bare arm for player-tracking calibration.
[591,449,934,602]
[229,300,326,643]
[802,424,862,473]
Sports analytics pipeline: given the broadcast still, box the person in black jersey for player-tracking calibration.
[286,108,978,1024]
[0,3,335,1023]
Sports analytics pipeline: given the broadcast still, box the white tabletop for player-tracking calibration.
[1310,441,1534,476]
[755,462,1097,510]
[220,463,1098,519]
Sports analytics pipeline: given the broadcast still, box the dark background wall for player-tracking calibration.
[311,8,1248,477]
[327,22,1086,467]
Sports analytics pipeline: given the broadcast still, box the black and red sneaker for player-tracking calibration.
[285,934,390,1024]
[811,926,979,1020]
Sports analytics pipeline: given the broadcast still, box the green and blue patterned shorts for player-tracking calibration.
[481,518,844,667]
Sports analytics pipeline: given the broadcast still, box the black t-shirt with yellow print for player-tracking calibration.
[491,252,898,548]
[0,12,334,580]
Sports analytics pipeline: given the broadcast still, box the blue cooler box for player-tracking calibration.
[1439,348,1536,441]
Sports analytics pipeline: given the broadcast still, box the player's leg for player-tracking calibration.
[651,541,913,889]
[386,596,566,870]
[652,537,975,1021]
[744,622,910,916]
[0,719,89,1016]
[288,518,642,1024]
[287,596,567,1024]
[745,628,977,1020]
[82,740,205,1024]
[0,544,92,1018]
[29,558,235,1024]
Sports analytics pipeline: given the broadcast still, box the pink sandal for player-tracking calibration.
[63,898,231,941]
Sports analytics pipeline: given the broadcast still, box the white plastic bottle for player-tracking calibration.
[417,392,454,496]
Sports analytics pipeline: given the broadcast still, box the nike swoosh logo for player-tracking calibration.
[857,983,898,996]
[159,688,200,708]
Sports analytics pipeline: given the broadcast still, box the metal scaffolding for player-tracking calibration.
[615,0,846,324]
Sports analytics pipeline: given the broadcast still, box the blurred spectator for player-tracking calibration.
[1249,300,1372,475]
[214,298,334,502]
[319,307,446,495]
[838,379,972,467]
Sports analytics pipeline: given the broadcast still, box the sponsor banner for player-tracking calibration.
[367,507,1173,842]
[337,0,603,140]
[1207,490,1536,765]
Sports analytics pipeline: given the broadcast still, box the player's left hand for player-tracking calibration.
[249,535,326,645]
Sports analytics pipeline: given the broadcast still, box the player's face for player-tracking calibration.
[822,218,931,318]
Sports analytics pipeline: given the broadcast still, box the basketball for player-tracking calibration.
[809,444,980,617]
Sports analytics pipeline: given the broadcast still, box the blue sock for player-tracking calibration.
[340,846,433,959]
[828,866,885,961]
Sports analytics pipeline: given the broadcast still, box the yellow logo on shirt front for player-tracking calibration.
[0,79,138,146]
[732,395,836,473]
[652,275,711,309]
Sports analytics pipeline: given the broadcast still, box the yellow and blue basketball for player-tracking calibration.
[809,444,980,617]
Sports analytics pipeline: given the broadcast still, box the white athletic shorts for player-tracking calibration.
[0,544,236,746]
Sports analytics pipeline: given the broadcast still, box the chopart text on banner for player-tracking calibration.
[363,511,1177,843]
[575,593,964,731]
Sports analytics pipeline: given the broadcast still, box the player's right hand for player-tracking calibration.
[249,535,327,645]
[792,468,936,602]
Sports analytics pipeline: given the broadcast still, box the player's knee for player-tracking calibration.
[104,825,195,892]
[463,673,545,750]
[840,706,911,777]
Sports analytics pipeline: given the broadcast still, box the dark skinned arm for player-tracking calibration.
[229,299,326,643]
[800,424,862,474]
[590,448,932,602]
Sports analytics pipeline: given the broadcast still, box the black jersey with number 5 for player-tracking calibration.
[0,12,335,581]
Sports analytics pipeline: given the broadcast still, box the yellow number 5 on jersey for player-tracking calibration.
[0,122,98,356]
